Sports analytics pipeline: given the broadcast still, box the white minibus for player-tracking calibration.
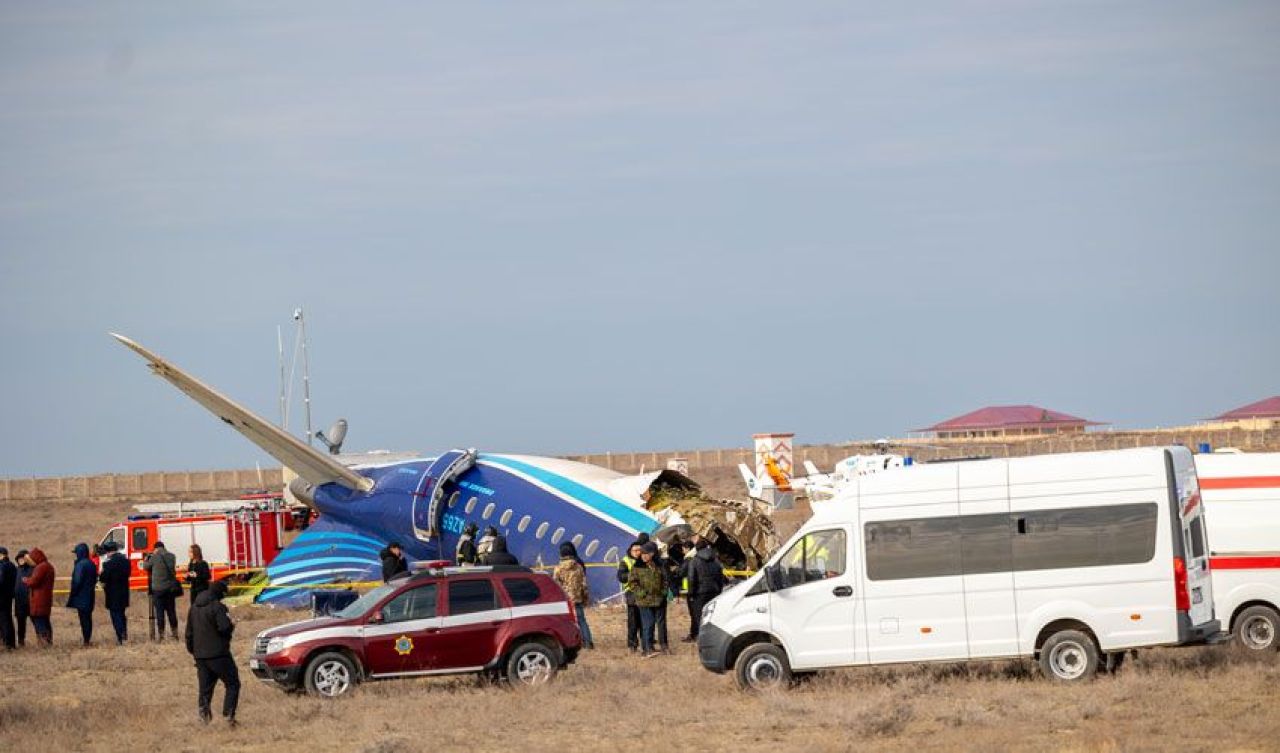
[698,447,1220,688]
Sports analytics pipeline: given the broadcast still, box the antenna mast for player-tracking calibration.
[295,308,314,446]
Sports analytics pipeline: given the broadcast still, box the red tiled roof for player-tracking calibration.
[919,405,1102,432]
[1210,396,1280,421]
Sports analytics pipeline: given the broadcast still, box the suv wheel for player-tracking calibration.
[1234,605,1280,652]
[507,642,558,686]
[304,652,357,698]
[734,643,791,691]
[1038,630,1099,683]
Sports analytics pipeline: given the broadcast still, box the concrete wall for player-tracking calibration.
[4,426,1277,503]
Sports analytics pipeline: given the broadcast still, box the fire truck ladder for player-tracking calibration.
[229,511,250,570]
[413,448,478,541]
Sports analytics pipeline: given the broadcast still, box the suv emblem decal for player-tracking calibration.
[395,635,414,655]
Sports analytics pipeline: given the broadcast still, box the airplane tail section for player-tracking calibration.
[255,517,390,607]
[110,333,374,492]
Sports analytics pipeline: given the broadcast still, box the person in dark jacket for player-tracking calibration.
[14,550,33,646]
[67,542,98,646]
[455,522,479,565]
[186,544,212,601]
[616,541,644,652]
[479,536,519,566]
[142,541,180,640]
[98,542,132,644]
[684,538,727,640]
[380,542,408,582]
[22,548,54,645]
[185,580,240,725]
[0,547,16,649]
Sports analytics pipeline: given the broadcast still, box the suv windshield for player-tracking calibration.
[333,583,399,619]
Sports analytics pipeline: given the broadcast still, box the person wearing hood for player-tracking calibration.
[479,535,519,566]
[553,541,594,649]
[684,538,727,641]
[99,542,132,644]
[0,546,16,649]
[143,541,180,640]
[380,542,408,582]
[67,542,99,646]
[21,548,54,645]
[14,550,33,646]
[185,580,240,726]
[476,525,498,560]
[455,522,479,566]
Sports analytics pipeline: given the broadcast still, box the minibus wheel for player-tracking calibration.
[735,643,792,691]
[1234,605,1279,652]
[1038,630,1099,683]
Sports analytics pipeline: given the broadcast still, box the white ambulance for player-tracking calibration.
[1195,451,1280,652]
[697,447,1220,688]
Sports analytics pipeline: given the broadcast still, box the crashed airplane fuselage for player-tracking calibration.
[110,333,698,607]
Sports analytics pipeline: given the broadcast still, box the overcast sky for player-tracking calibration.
[2,2,1277,477]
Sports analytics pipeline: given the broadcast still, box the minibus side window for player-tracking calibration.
[777,529,846,589]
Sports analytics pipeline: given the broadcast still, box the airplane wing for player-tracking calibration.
[110,333,374,492]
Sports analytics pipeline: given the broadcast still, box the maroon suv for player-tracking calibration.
[249,566,582,697]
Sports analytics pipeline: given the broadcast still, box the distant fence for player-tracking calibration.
[4,427,1278,504]
[0,468,284,503]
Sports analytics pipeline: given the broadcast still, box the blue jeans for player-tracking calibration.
[574,604,594,647]
[638,606,658,653]
[31,615,52,644]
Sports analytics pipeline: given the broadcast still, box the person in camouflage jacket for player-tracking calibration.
[553,542,594,649]
[627,542,667,657]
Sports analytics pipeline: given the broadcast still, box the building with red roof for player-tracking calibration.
[916,405,1105,440]
[1204,396,1280,430]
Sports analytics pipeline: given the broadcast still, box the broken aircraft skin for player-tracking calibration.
[110,333,766,607]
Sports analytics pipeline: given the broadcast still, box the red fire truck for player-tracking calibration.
[96,493,299,590]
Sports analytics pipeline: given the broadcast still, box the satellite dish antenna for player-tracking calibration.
[315,418,348,455]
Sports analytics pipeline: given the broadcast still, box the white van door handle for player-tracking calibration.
[833,585,853,598]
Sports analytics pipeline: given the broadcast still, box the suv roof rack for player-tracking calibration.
[407,565,534,581]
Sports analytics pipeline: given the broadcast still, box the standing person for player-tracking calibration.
[616,542,643,652]
[684,538,726,641]
[22,548,54,645]
[99,542,132,645]
[553,541,594,649]
[627,542,666,659]
[476,525,498,561]
[14,550,33,647]
[479,535,519,566]
[143,542,180,640]
[455,522,479,565]
[186,544,211,602]
[67,542,98,646]
[185,580,240,726]
[0,547,16,650]
[380,542,408,582]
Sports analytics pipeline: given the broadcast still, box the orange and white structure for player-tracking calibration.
[96,494,298,590]
[1195,450,1280,651]
[739,432,796,509]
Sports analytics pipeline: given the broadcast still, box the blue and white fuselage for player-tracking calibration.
[263,453,664,606]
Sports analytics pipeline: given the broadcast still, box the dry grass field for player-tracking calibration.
[3,495,1279,752]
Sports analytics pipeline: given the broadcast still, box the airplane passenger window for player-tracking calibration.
[571,534,584,547]
[447,492,460,509]
[482,503,496,520]
[465,497,478,514]
[551,528,565,545]
[585,540,600,558]
[500,509,513,526]
[603,546,619,563]
[536,523,549,539]
[517,515,532,533]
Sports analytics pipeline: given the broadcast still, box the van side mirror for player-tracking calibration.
[764,564,784,592]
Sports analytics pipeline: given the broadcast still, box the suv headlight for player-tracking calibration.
[701,598,717,623]
[266,637,285,655]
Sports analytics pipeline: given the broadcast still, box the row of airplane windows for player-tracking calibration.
[448,492,620,563]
